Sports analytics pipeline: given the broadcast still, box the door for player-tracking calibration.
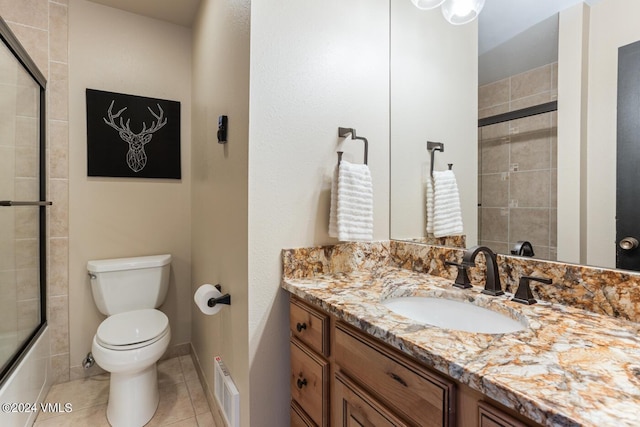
[616,40,640,270]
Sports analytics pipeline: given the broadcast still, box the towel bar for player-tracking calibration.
[338,127,368,165]
[0,200,52,207]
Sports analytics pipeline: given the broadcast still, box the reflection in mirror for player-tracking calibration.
[389,0,478,248]
[478,64,558,261]
[391,0,640,271]
[476,3,560,261]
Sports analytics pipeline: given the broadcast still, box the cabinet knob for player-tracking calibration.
[296,322,307,332]
[296,378,307,389]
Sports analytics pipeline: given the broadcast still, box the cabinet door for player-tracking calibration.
[334,371,409,427]
[479,402,529,427]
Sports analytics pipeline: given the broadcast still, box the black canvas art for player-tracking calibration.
[86,89,181,179]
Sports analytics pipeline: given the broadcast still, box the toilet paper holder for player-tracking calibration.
[208,284,231,307]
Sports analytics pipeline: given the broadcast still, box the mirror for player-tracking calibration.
[390,0,634,270]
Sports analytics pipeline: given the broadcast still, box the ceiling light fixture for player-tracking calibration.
[441,0,485,25]
[410,0,446,10]
[411,0,485,25]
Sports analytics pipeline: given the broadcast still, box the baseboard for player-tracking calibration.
[189,343,227,427]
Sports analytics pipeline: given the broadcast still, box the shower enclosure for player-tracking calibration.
[0,17,48,385]
[477,79,558,261]
[477,62,559,261]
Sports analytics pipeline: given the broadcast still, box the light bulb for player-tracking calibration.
[410,0,446,10]
[441,0,485,25]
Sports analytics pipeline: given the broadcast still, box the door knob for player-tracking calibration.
[619,237,639,250]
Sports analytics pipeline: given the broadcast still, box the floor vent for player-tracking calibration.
[214,356,240,427]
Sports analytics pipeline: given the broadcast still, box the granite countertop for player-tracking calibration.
[282,265,640,427]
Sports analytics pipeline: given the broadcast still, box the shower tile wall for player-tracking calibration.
[478,63,557,260]
[0,0,70,383]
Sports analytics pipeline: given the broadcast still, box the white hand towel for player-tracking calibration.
[329,165,339,238]
[432,170,463,238]
[329,160,374,241]
[426,176,435,235]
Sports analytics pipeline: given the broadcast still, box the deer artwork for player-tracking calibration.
[103,100,168,172]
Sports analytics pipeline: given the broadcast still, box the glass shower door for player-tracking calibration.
[478,104,558,261]
[0,20,47,381]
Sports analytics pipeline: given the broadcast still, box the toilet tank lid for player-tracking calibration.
[87,254,171,273]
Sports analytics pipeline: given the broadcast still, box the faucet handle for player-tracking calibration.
[444,261,472,289]
[512,276,552,305]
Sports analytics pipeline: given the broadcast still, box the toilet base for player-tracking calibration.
[106,364,159,427]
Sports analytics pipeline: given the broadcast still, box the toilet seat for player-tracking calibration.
[96,309,169,351]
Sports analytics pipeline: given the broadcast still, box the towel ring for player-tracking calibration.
[338,127,368,165]
[427,141,453,176]
[427,141,443,176]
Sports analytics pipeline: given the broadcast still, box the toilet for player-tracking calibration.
[87,254,172,427]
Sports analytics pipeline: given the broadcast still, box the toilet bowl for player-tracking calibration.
[92,309,171,427]
[87,254,172,427]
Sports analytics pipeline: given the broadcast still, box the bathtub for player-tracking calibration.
[0,327,51,427]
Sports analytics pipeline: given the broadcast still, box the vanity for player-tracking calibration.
[281,241,640,426]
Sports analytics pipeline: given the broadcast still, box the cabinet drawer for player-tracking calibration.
[334,371,409,427]
[479,401,529,427]
[335,322,455,427]
[291,338,329,426]
[290,298,329,356]
[291,401,315,427]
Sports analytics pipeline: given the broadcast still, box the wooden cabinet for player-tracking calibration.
[290,298,330,426]
[334,322,455,427]
[288,296,541,427]
[333,371,409,427]
[291,401,315,427]
[290,298,329,356]
[478,401,529,427]
[290,338,329,426]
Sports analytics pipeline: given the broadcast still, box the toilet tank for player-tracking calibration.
[87,254,172,316]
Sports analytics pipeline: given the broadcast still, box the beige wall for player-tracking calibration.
[248,0,390,425]
[68,0,192,377]
[190,0,250,425]
[558,2,589,265]
[191,1,390,425]
[558,0,640,268]
[585,0,640,267]
[0,0,70,383]
[389,0,478,242]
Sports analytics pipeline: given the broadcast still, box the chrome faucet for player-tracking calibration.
[462,245,504,296]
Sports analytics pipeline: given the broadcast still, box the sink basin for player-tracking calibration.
[382,296,527,334]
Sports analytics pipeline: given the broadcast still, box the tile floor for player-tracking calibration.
[34,355,219,426]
